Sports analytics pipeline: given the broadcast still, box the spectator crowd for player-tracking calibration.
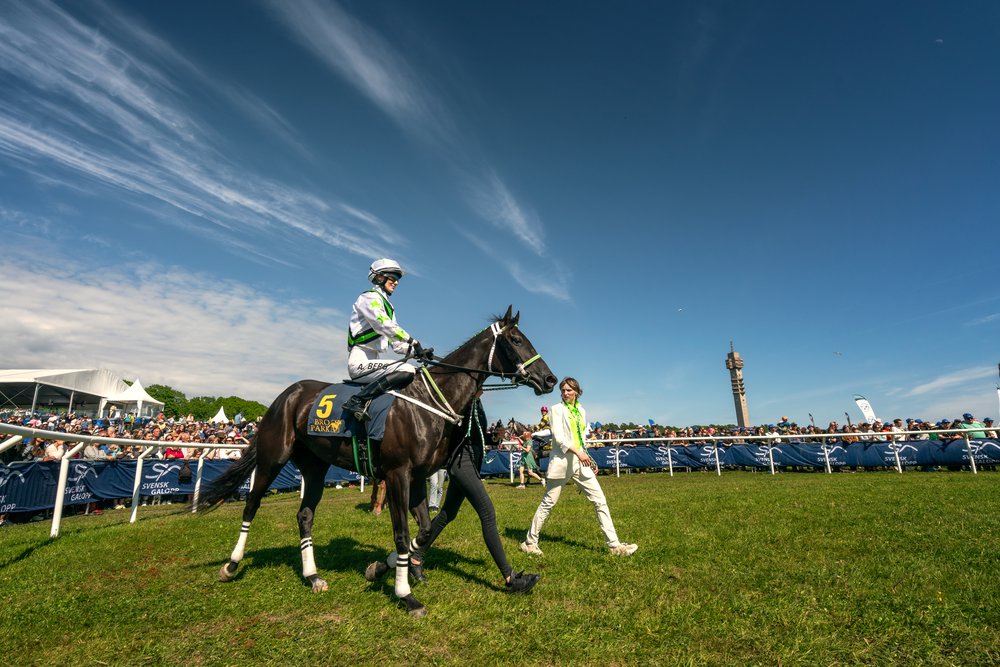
[487,412,997,449]
[1,410,253,464]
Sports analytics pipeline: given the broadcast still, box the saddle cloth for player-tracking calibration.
[306,383,395,440]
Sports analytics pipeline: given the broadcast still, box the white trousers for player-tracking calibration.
[525,458,622,548]
[347,346,416,384]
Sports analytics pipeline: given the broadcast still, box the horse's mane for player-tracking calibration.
[438,314,508,359]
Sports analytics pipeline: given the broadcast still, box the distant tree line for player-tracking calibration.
[145,384,267,421]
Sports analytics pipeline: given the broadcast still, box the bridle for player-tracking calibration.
[420,321,542,390]
[392,321,544,424]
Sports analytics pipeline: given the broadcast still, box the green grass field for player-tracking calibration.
[2,471,999,666]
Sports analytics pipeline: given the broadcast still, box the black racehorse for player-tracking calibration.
[196,307,556,616]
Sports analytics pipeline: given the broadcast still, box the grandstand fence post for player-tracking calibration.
[50,441,87,538]
[964,434,978,474]
[192,456,206,513]
[768,444,776,475]
[714,441,721,476]
[129,446,156,524]
[667,443,674,477]
[891,443,902,473]
[822,442,832,474]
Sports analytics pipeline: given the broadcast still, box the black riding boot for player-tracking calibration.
[343,371,415,422]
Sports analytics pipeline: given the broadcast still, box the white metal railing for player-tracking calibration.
[582,428,987,477]
[0,422,248,537]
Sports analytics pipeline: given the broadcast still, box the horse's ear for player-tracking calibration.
[502,305,513,323]
[512,310,520,326]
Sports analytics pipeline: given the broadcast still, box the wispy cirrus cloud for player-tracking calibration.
[0,257,343,402]
[907,367,997,397]
[268,0,564,294]
[265,0,448,145]
[465,170,546,253]
[0,0,395,260]
[965,313,1000,326]
[456,227,570,302]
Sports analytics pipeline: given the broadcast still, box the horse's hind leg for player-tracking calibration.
[385,469,427,617]
[295,454,330,592]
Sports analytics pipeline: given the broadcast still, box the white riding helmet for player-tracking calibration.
[368,258,405,284]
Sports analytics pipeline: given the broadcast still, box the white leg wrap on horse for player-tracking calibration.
[300,537,317,577]
[230,521,251,562]
[410,537,421,552]
[394,552,411,598]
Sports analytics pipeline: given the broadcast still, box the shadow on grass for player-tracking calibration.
[500,526,591,551]
[407,547,495,589]
[0,539,49,570]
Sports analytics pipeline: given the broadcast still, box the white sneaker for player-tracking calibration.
[609,543,638,556]
[516,484,526,489]
[519,541,543,556]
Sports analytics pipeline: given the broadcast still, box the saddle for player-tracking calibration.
[306,383,395,478]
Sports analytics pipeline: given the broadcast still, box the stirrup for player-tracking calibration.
[344,397,372,422]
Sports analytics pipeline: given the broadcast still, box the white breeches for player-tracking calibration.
[348,346,416,384]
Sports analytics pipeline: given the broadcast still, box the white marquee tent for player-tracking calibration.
[210,406,229,423]
[0,369,162,417]
[105,378,164,418]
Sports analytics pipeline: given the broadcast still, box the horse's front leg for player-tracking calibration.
[409,475,432,552]
[384,469,427,617]
[407,476,432,583]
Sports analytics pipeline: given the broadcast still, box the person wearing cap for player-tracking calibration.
[958,413,987,439]
[342,258,434,422]
[983,418,997,439]
[537,405,550,431]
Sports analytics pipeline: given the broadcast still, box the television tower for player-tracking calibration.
[725,341,750,428]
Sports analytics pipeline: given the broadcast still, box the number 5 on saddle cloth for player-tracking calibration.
[306,383,395,478]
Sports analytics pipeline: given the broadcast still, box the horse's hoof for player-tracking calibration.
[365,560,389,582]
[307,575,329,592]
[218,561,238,582]
[402,594,427,618]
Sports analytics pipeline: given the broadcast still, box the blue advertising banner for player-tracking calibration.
[2,439,997,513]
[0,459,364,513]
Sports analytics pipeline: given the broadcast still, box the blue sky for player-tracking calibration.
[1,0,998,427]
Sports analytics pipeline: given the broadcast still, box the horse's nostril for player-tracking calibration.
[545,375,557,386]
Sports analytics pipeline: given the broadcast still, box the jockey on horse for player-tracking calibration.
[342,258,435,422]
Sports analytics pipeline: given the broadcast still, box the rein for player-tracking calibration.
[393,320,544,423]
[418,322,542,389]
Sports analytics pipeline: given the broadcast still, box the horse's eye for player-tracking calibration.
[510,335,523,346]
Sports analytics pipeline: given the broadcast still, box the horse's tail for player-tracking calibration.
[194,437,259,512]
